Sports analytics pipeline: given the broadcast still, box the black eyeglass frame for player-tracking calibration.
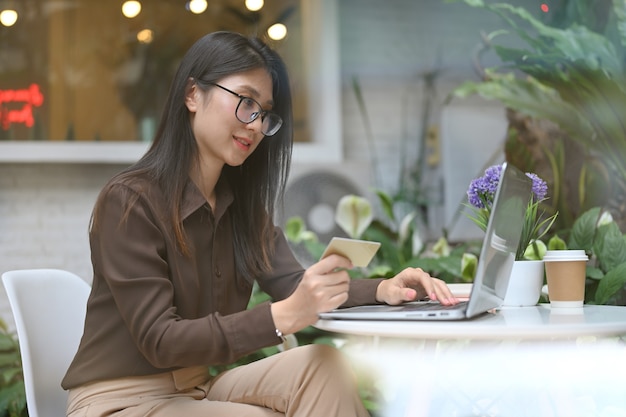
[208,82,283,136]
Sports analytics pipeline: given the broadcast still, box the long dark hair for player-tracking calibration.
[93,31,293,280]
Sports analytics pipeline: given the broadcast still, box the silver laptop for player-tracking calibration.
[319,162,532,321]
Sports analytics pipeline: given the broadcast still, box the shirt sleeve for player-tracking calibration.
[255,227,305,300]
[344,277,385,307]
[257,227,384,307]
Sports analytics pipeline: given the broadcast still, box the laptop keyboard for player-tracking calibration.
[402,301,468,311]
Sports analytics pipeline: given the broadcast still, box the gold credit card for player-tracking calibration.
[320,237,381,267]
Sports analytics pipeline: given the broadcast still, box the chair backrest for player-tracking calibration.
[2,269,90,417]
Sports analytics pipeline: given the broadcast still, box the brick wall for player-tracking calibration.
[0,164,126,328]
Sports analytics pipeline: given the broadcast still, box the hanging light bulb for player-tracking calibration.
[267,23,287,41]
[0,9,18,27]
[188,0,208,14]
[245,0,264,12]
[137,29,154,44]
[122,1,141,18]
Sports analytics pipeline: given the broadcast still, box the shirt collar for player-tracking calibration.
[181,176,234,221]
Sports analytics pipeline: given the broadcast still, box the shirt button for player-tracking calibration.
[214,268,221,277]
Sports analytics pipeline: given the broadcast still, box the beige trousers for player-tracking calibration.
[66,344,370,417]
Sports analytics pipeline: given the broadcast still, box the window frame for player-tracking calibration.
[0,0,342,164]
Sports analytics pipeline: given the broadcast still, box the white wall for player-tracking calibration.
[337,0,531,239]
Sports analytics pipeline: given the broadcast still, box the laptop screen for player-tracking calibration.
[465,162,532,318]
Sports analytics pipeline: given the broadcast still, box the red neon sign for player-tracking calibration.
[0,84,44,130]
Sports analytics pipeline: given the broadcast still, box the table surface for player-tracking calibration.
[314,304,626,340]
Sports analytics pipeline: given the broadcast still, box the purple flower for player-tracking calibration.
[465,164,557,261]
[525,172,548,202]
[467,165,502,209]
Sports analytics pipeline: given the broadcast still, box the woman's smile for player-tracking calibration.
[233,134,252,150]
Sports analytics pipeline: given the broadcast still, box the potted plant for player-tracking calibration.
[464,164,558,306]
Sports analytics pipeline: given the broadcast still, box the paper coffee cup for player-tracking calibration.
[543,250,588,308]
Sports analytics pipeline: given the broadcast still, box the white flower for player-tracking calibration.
[398,212,414,242]
[335,195,373,239]
[432,237,450,257]
[598,211,614,227]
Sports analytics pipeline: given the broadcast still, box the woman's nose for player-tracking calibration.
[245,116,264,134]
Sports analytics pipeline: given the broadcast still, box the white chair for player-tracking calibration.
[2,269,90,417]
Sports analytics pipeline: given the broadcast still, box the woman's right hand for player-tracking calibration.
[270,254,352,335]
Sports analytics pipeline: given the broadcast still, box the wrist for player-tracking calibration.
[375,280,387,303]
[271,298,314,335]
[270,300,296,336]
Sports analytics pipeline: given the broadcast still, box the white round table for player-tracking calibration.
[315,304,626,417]
[314,304,626,340]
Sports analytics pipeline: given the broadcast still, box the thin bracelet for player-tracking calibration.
[275,328,286,343]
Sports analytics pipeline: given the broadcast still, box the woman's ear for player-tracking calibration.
[185,79,199,112]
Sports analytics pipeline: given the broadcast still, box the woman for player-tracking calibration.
[62,31,458,417]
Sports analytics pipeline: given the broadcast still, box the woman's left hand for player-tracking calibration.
[375,267,459,306]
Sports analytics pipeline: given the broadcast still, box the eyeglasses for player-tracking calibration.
[209,83,283,136]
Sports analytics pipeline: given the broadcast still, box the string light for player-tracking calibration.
[188,0,208,14]
[121,1,141,18]
[137,29,154,44]
[540,3,549,13]
[0,9,18,27]
[245,0,264,12]
[267,23,287,41]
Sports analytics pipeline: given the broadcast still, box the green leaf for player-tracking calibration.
[462,204,489,233]
[593,222,626,272]
[614,0,626,48]
[0,352,20,367]
[586,266,604,280]
[373,189,395,222]
[0,335,17,351]
[468,2,623,75]
[405,255,464,282]
[547,234,567,250]
[363,225,403,271]
[461,253,478,281]
[246,283,271,308]
[0,380,26,417]
[451,72,595,145]
[407,257,443,273]
[367,265,394,278]
[284,217,307,243]
[436,255,464,278]
[569,207,602,250]
[302,240,326,262]
[1,367,22,385]
[595,262,626,304]
[258,345,280,358]
[522,240,546,260]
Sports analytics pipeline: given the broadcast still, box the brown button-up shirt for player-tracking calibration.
[62,174,382,389]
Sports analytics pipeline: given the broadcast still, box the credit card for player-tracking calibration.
[320,237,381,267]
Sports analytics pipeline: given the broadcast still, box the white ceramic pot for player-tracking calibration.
[501,260,545,307]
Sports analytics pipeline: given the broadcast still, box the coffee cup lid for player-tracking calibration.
[543,250,588,262]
